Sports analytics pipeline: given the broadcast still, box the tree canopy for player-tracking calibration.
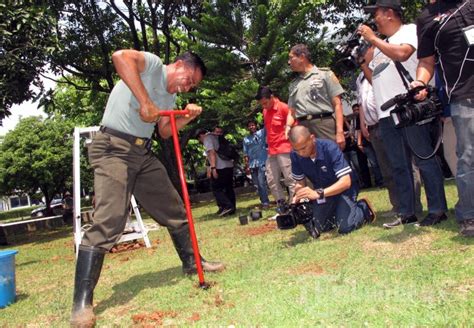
[0,116,74,208]
[1,0,429,194]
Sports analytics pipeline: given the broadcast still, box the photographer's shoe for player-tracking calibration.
[383,214,417,229]
[359,198,376,224]
[459,219,474,237]
[415,212,447,227]
[276,199,289,214]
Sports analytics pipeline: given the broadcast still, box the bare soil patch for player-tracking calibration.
[242,222,277,236]
[290,263,325,276]
[131,310,177,326]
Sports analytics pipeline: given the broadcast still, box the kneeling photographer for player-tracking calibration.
[358,0,448,229]
[279,126,375,239]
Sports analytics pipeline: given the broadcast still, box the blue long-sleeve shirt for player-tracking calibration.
[243,128,267,168]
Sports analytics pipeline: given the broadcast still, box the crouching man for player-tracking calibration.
[288,126,376,238]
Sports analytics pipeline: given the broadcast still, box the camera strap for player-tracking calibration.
[393,61,414,91]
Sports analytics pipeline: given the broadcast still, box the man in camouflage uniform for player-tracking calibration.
[286,44,346,150]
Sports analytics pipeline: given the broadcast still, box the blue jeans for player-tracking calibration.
[363,140,384,187]
[379,117,447,216]
[451,99,474,221]
[311,194,369,234]
[250,165,270,205]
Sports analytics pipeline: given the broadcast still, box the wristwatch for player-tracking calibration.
[316,188,325,199]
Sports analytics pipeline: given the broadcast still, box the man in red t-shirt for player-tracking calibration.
[256,86,296,213]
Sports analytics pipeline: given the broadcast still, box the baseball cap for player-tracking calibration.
[363,0,402,14]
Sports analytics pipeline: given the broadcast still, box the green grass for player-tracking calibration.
[1,181,473,327]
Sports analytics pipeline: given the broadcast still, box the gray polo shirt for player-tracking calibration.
[203,134,234,169]
[288,66,344,118]
[101,52,177,138]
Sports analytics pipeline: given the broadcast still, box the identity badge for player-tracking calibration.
[463,25,474,46]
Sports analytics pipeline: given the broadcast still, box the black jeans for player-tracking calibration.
[211,167,236,210]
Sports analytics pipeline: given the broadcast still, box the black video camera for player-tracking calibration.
[380,85,443,128]
[276,201,320,239]
[335,37,371,71]
[335,21,376,71]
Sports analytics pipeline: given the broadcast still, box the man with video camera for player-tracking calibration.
[412,0,473,237]
[286,126,375,239]
[357,0,448,228]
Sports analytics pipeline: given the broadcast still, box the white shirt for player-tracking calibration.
[369,24,418,120]
[356,72,378,126]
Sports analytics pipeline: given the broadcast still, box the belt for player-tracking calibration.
[297,112,333,122]
[367,123,379,131]
[99,126,152,150]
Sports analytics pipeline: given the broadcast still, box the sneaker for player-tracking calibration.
[359,198,376,224]
[215,208,224,215]
[383,214,417,229]
[460,219,474,237]
[276,199,289,214]
[415,213,448,227]
[261,203,271,210]
[218,208,233,217]
[381,210,398,219]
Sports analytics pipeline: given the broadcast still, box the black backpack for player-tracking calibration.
[216,134,240,162]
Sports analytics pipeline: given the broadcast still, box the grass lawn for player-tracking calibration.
[0,181,473,327]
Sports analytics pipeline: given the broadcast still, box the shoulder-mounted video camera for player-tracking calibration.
[380,85,443,128]
[335,21,376,72]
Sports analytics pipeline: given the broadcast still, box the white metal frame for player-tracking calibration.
[73,126,151,254]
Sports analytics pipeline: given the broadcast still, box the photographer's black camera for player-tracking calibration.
[335,21,376,72]
[276,201,319,238]
[335,37,371,71]
[381,85,443,128]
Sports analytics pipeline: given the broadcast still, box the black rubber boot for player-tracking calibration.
[169,225,225,274]
[70,245,106,328]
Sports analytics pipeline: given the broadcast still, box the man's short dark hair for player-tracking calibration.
[290,44,311,61]
[194,128,208,139]
[255,86,273,100]
[352,103,360,109]
[175,52,207,77]
[247,120,257,126]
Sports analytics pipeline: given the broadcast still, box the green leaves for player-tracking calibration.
[0,116,74,205]
[0,3,59,115]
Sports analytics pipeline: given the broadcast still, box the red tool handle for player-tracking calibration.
[159,110,207,287]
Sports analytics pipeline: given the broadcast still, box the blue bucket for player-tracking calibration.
[0,250,19,308]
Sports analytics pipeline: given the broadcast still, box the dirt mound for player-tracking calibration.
[131,310,177,326]
[242,222,277,236]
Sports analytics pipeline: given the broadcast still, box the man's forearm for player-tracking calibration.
[360,62,373,84]
[158,116,195,139]
[416,56,436,84]
[208,150,218,168]
[323,175,351,197]
[370,38,414,62]
[334,100,344,135]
